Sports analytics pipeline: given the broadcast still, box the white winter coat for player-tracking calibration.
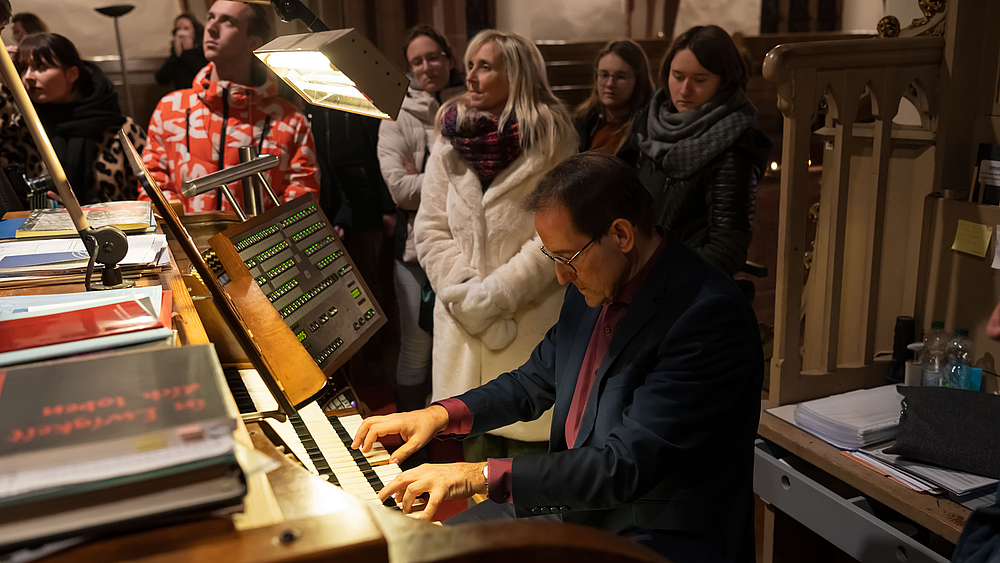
[415,132,577,441]
[377,85,463,262]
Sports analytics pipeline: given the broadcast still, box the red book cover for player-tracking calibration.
[0,301,164,354]
[158,290,173,329]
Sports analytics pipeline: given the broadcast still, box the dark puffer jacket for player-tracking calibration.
[629,110,771,276]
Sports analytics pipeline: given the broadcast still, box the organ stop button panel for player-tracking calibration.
[208,194,385,376]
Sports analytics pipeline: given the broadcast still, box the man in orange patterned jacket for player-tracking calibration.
[141,1,319,213]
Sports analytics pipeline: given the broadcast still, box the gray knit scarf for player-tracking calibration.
[638,88,756,179]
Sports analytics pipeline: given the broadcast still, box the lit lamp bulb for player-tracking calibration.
[254,29,407,120]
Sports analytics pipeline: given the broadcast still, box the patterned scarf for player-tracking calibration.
[638,88,756,179]
[441,105,522,190]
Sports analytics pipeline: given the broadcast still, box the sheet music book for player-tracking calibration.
[0,345,245,552]
[15,201,153,239]
[0,462,243,552]
[0,345,237,497]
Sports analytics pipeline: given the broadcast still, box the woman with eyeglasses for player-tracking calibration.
[376,25,464,413]
[414,29,577,462]
[574,39,652,159]
[631,25,771,276]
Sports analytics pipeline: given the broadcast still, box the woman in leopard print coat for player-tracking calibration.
[1,33,145,205]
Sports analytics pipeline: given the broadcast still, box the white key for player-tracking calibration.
[238,369,391,503]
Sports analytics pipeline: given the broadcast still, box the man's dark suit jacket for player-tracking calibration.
[453,237,764,563]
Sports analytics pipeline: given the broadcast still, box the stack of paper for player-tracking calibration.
[792,385,903,450]
[0,285,165,319]
[0,234,169,288]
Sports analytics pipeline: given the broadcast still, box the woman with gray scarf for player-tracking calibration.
[630,25,771,276]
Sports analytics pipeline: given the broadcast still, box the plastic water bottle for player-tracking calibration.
[944,328,974,389]
[920,321,949,387]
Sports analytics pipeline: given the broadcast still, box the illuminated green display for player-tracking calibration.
[296,330,307,342]
[351,288,361,299]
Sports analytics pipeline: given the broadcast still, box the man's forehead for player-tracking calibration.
[208,1,252,20]
[534,205,588,254]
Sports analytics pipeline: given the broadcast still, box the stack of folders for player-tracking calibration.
[0,233,169,289]
[792,385,904,450]
[0,345,246,553]
[846,443,998,501]
[0,286,175,367]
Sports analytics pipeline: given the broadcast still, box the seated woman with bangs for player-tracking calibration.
[11,33,145,204]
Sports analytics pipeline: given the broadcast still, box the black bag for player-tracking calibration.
[885,386,1000,479]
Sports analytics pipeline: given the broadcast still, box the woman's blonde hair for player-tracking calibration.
[437,29,576,155]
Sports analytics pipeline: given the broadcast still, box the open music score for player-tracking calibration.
[208,196,386,377]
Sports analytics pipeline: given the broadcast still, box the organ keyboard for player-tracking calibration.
[225,368,402,507]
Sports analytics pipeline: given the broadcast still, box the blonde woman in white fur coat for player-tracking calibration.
[414,29,577,459]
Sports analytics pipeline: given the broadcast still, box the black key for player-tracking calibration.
[224,371,257,414]
[223,371,341,487]
[327,416,397,508]
[288,412,338,486]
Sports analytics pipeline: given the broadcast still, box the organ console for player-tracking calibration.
[0,133,667,563]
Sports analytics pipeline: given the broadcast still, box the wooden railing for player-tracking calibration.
[763,35,945,406]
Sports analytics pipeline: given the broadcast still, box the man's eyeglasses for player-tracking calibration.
[540,221,615,274]
[409,51,447,69]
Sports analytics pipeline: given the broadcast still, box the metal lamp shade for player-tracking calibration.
[255,29,407,120]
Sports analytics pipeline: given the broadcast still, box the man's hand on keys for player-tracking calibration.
[351,404,450,465]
